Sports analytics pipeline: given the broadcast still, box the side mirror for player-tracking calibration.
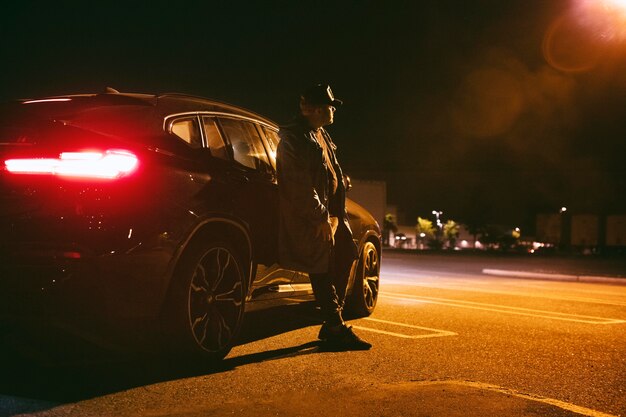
[344,175,353,192]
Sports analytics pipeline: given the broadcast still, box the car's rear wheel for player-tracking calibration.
[346,241,379,317]
[164,240,246,361]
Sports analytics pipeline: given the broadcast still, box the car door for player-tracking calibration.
[212,116,295,295]
[258,125,314,294]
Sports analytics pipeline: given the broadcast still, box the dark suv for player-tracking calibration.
[0,90,381,359]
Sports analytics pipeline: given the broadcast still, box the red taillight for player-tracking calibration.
[4,150,139,179]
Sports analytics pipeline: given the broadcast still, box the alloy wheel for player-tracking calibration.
[187,246,244,353]
[361,243,379,310]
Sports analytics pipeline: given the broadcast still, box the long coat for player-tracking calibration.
[276,117,357,273]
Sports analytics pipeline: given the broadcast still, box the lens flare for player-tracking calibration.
[543,0,626,72]
[543,14,604,72]
[574,0,626,42]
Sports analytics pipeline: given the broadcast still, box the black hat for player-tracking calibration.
[301,84,343,107]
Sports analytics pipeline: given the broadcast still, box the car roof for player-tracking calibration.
[16,90,277,127]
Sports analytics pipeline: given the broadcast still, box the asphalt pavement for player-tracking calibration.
[1,251,624,417]
[383,248,626,284]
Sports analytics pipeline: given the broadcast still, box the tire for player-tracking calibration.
[163,240,246,361]
[346,241,380,317]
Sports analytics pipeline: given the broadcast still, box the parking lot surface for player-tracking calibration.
[1,252,624,417]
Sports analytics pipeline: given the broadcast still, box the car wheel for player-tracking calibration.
[164,240,246,361]
[346,241,379,317]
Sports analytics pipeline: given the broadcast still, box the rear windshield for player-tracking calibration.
[0,107,48,145]
[0,100,160,145]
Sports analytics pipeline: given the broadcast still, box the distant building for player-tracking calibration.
[536,213,562,244]
[348,179,387,228]
[535,212,626,251]
[571,214,599,248]
[606,215,626,247]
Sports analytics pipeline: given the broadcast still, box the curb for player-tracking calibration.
[482,269,626,285]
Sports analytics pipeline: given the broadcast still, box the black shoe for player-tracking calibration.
[320,325,372,351]
[317,322,337,341]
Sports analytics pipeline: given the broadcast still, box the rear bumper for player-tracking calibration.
[0,241,175,347]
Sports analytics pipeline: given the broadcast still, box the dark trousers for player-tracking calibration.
[309,223,357,326]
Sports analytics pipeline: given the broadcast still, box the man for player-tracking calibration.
[276,84,371,350]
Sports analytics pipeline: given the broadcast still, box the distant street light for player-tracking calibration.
[432,210,443,229]
[558,206,569,250]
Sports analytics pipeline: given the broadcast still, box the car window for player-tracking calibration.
[261,126,280,169]
[202,117,229,160]
[219,118,272,173]
[170,117,202,148]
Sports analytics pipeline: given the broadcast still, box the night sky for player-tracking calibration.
[2,1,625,233]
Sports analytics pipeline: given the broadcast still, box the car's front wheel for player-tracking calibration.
[164,240,246,361]
[346,241,379,317]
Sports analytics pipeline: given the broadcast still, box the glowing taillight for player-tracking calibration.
[4,150,139,179]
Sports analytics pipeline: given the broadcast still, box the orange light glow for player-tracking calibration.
[544,0,626,72]
[542,14,604,72]
[574,0,626,41]
[602,0,626,13]
[5,150,138,179]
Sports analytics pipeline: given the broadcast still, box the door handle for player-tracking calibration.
[228,172,249,183]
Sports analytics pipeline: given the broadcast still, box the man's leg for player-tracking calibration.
[331,224,357,310]
[309,224,354,325]
[309,269,344,327]
[312,226,371,350]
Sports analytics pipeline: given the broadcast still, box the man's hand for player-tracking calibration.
[329,216,339,237]
[315,221,333,243]
[315,218,338,244]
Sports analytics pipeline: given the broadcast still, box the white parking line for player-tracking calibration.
[483,268,626,286]
[352,317,457,339]
[380,292,626,324]
[411,381,619,417]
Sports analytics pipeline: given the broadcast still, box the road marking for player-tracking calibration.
[383,277,626,307]
[380,292,626,324]
[351,317,457,339]
[483,268,626,286]
[383,271,626,296]
[410,380,618,417]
